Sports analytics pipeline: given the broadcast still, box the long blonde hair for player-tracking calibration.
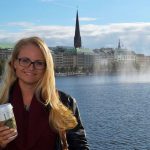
[0,36,77,131]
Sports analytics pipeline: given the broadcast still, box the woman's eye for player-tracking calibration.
[36,61,45,66]
[22,58,30,63]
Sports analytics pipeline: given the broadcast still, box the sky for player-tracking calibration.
[1,0,150,55]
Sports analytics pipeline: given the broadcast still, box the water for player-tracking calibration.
[56,75,150,150]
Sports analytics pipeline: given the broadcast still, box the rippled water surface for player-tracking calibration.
[56,75,150,150]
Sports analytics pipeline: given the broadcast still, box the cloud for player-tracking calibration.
[6,22,34,27]
[1,22,150,55]
[79,17,97,22]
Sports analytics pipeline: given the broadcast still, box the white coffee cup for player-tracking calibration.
[0,103,17,129]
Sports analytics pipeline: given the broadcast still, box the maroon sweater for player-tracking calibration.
[4,82,57,150]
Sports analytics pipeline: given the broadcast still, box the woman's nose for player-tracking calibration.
[28,63,35,70]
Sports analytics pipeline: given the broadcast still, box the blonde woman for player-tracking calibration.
[0,37,89,150]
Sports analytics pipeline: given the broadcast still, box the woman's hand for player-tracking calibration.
[0,125,17,148]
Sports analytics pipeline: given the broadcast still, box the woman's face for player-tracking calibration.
[14,43,46,86]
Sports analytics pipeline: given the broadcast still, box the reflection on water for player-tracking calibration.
[56,75,150,150]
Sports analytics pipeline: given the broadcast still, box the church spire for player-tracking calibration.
[118,39,121,49]
[74,10,81,48]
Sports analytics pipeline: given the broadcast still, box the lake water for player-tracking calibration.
[56,75,150,150]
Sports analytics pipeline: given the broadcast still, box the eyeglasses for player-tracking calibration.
[17,57,46,70]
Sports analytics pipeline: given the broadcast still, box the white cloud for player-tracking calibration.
[79,17,97,22]
[6,22,34,27]
[1,22,150,55]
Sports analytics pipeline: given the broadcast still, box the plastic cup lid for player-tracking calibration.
[0,103,13,112]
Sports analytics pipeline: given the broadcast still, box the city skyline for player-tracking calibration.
[1,0,150,55]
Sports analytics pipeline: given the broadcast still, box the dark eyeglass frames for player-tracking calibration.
[17,57,46,70]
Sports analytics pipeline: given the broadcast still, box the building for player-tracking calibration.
[52,10,96,74]
[76,48,95,69]
[114,40,136,63]
[0,48,12,59]
[51,46,77,71]
[74,10,82,49]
